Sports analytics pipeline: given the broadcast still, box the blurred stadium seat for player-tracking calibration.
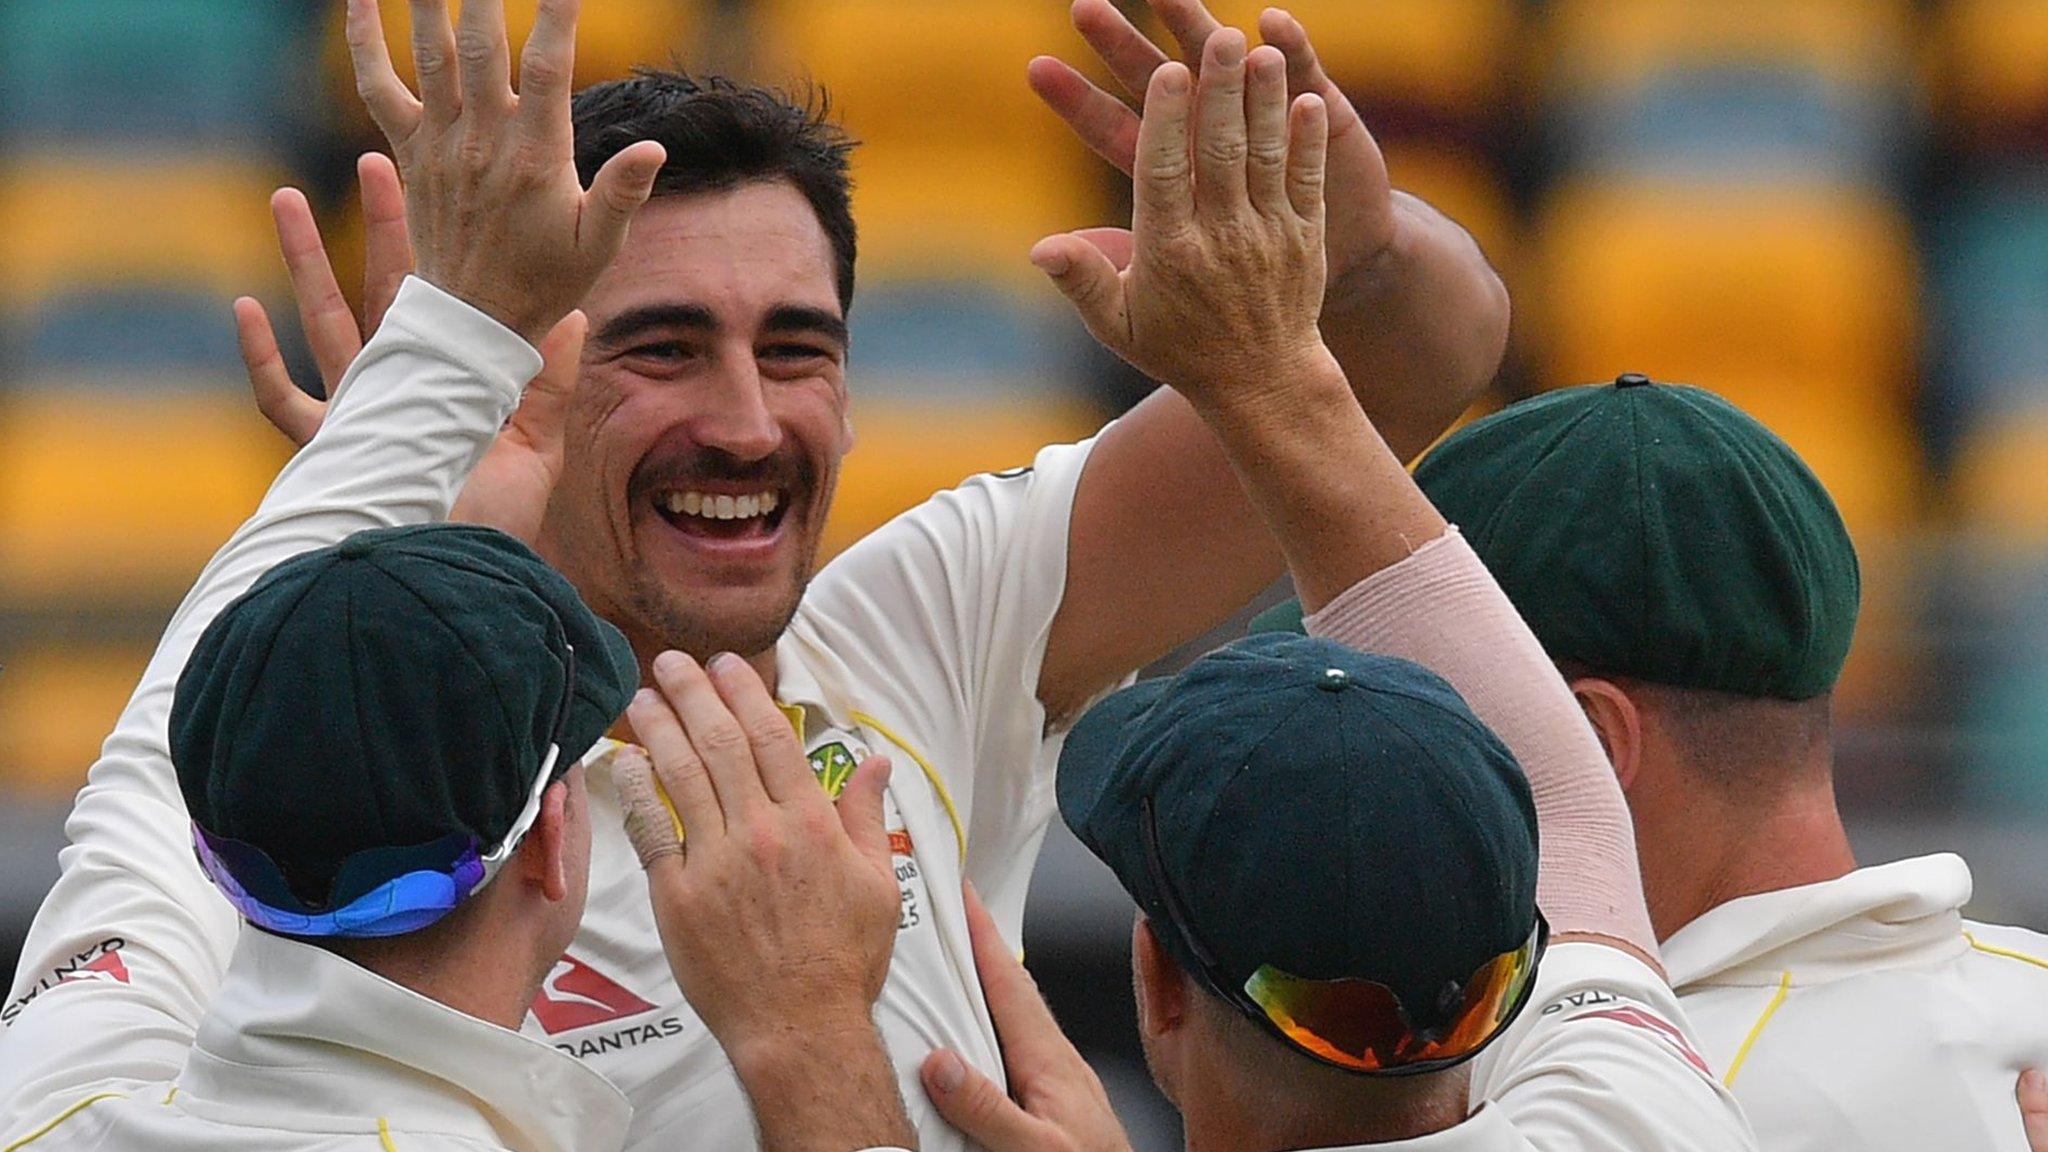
[1204,0,1515,135]
[0,642,152,795]
[753,0,1107,283]
[1939,0,2048,151]
[0,153,286,358]
[1541,0,1915,180]
[1953,411,2048,542]
[1533,177,1924,534]
[850,280,1086,394]
[0,390,288,607]
[1380,143,1518,276]
[825,396,1103,557]
[0,0,315,146]
[1931,175,2048,453]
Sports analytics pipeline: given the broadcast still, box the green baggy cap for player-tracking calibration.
[1255,374,1860,702]
[170,523,640,908]
[1058,633,1539,1042]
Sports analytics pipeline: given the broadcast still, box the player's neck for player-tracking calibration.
[1181,1065,1470,1151]
[1653,778,1858,940]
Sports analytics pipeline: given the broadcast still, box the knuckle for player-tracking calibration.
[742,823,784,861]
[696,724,748,759]
[1199,137,1248,167]
[413,43,451,79]
[520,49,564,89]
[454,28,499,67]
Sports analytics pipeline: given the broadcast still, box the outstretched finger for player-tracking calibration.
[357,153,414,334]
[1286,92,1329,224]
[1193,29,1251,216]
[578,140,668,259]
[704,652,815,806]
[836,756,895,873]
[1071,0,1170,99]
[518,0,581,145]
[271,188,363,392]
[1244,45,1291,215]
[235,297,326,449]
[345,0,421,141]
[652,650,772,822]
[455,0,514,115]
[960,883,1073,1073]
[626,685,726,845]
[1028,55,1140,177]
[1151,0,1227,64]
[1259,8,1364,139]
[1131,62,1195,234]
[407,0,462,121]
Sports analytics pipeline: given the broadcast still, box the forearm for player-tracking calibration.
[1195,350,1445,613]
[1325,193,1509,463]
[731,1022,919,1152]
[1,278,537,1105]
[1304,533,1659,961]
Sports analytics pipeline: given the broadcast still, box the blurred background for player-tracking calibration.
[3,0,2047,1147]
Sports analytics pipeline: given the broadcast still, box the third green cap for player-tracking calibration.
[1412,374,1860,701]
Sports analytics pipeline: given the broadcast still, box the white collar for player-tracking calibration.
[1294,1102,1518,1151]
[1662,853,1975,989]
[180,927,631,1152]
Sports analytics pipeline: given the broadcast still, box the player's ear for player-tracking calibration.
[1570,677,1643,792]
[523,779,572,902]
[1132,915,1188,1039]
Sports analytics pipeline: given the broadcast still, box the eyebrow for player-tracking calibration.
[592,303,719,348]
[762,305,849,349]
[592,302,850,352]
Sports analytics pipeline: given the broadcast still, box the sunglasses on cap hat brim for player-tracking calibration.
[1140,798,1547,1076]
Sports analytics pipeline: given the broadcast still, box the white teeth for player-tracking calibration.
[658,489,783,521]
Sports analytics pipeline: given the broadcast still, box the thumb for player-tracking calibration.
[921,1050,1054,1152]
[836,755,894,870]
[509,309,587,455]
[2020,1069,2048,1151]
[1071,227,1135,272]
[579,140,668,255]
[1030,233,1129,351]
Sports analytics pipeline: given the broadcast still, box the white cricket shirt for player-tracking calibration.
[1665,853,2048,1152]
[528,439,1098,1152]
[1297,944,1752,1151]
[4,929,630,1152]
[0,277,1102,1152]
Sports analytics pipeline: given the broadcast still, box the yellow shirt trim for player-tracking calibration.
[1965,931,2048,973]
[378,1116,399,1151]
[1721,969,1792,1087]
[852,710,968,865]
[3,1093,126,1151]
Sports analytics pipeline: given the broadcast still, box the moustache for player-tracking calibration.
[627,445,815,505]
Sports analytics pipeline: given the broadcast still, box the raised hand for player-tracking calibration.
[1033,29,1333,413]
[615,651,916,1152]
[1032,1,1390,310]
[344,0,665,343]
[1032,0,1507,460]
[920,884,1135,1152]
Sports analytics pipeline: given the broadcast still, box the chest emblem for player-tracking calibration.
[808,741,859,799]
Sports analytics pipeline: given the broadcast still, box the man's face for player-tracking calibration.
[538,181,852,663]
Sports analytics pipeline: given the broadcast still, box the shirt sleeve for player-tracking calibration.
[1467,944,1757,1152]
[0,279,539,1127]
[788,434,1102,931]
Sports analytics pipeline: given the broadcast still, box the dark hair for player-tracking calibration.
[572,70,859,310]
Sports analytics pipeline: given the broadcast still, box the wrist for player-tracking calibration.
[726,1013,918,1152]
[1186,342,1355,445]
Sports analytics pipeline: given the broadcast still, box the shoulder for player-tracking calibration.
[1962,919,2048,979]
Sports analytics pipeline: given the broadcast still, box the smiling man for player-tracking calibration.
[0,1,1509,1150]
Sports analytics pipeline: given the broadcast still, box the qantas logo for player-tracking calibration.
[55,949,129,987]
[529,955,657,1034]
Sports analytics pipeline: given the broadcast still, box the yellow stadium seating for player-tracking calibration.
[1954,409,2048,542]
[346,0,703,91]
[753,0,1108,281]
[0,390,290,606]
[1532,178,1923,535]
[0,156,284,316]
[1542,0,1915,99]
[0,642,152,795]
[1534,178,1917,401]
[824,396,1102,557]
[1205,0,1515,122]
[1938,0,2048,139]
